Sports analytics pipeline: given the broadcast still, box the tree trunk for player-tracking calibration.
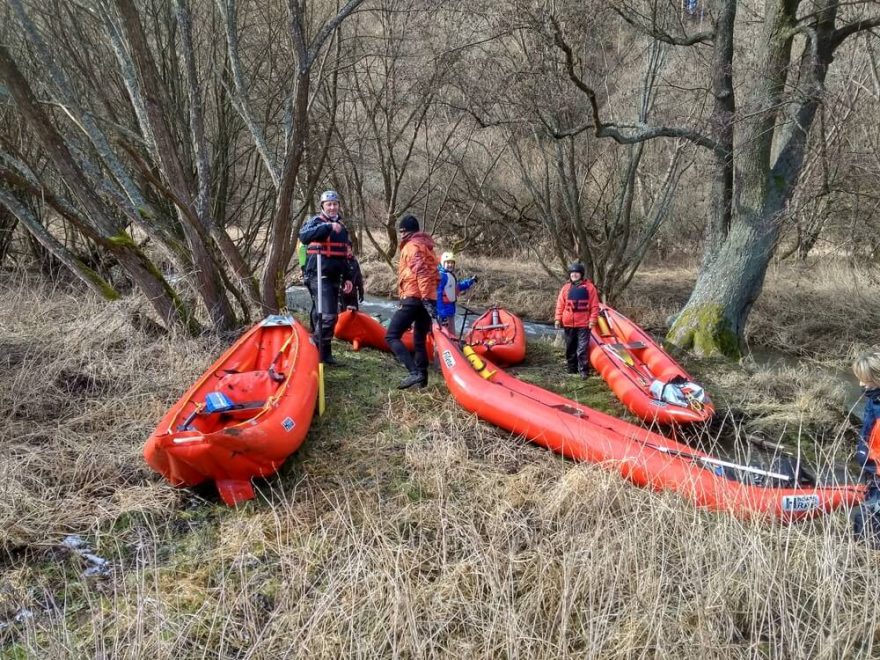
[175,0,261,314]
[667,0,838,358]
[260,68,310,313]
[666,219,778,357]
[117,0,236,330]
[0,42,198,333]
[0,189,120,299]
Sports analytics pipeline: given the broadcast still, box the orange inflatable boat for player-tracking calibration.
[463,306,526,366]
[434,328,862,521]
[144,315,319,505]
[589,304,715,425]
[334,309,434,359]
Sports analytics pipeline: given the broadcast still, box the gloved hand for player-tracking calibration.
[472,274,479,283]
[423,298,438,319]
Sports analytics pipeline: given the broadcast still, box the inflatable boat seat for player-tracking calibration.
[213,370,278,420]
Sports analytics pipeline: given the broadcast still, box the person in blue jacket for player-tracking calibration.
[436,251,476,335]
[852,350,880,545]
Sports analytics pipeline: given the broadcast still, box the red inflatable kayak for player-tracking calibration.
[334,309,434,359]
[434,328,862,521]
[589,304,715,425]
[144,315,319,505]
[463,306,526,366]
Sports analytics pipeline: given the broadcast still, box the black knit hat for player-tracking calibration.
[398,214,419,233]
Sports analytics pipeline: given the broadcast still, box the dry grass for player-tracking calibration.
[1,273,879,658]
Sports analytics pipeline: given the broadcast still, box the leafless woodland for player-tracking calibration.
[1,0,878,355]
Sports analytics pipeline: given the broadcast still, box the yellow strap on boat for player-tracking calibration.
[463,345,496,380]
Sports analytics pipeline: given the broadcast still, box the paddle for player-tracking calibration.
[638,440,793,481]
[598,311,654,384]
[457,305,474,343]
[541,399,792,481]
[316,253,326,416]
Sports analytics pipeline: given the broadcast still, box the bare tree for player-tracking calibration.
[547,0,880,356]
[0,43,197,330]
[221,0,365,312]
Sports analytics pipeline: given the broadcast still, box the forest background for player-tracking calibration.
[2,0,880,657]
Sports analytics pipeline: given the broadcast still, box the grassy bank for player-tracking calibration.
[1,271,877,658]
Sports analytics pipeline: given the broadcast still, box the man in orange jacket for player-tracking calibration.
[554,262,599,379]
[385,214,440,389]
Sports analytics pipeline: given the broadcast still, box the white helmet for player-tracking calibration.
[441,251,455,264]
[319,190,340,205]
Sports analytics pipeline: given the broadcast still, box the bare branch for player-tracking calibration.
[612,6,714,46]
[218,0,280,187]
[0,185,120,298]
[831,14,880,50]
[305,0,365,68]
[548,14,726,156]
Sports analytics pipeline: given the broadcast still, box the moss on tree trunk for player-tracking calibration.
[666,303,741,359]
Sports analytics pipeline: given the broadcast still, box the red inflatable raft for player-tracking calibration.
[463,305,526,366]
[334,309,434,359]
[144,315,319,505]
[434,328,862,521]
[589,304,715,425]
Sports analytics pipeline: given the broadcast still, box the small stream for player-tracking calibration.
[286,285,864,484]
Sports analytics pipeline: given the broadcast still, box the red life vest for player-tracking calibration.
[556,280,597,328]
[307,216,352,258]
[869,420,880,465]
[307,241,351,258]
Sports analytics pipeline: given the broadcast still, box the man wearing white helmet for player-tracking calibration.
[298,190,355,365]
[436,251,477,335]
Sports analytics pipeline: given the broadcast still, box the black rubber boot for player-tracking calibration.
[398,371,426,390]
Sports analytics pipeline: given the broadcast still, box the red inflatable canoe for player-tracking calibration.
[589,304,715,425]
[434,328,862,521]
[144,315,319,505]
[463,306,526,366]
[334,309,434,359]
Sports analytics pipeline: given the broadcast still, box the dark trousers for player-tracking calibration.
[305,274,339,360]
[386,299,431,376]
[853,484,880,547]
[564,327,591,376]
[340,291,359,311]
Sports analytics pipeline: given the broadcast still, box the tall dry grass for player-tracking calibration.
[1,273,879,659]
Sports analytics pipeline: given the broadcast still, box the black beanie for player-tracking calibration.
[398,214,419,233]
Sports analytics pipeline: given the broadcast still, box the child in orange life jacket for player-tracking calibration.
[554,262,599,379]
[436,251,476,335]
[852,351,880,544]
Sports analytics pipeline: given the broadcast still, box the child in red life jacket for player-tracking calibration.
[852,351,880,545]
[554,262,599,379]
